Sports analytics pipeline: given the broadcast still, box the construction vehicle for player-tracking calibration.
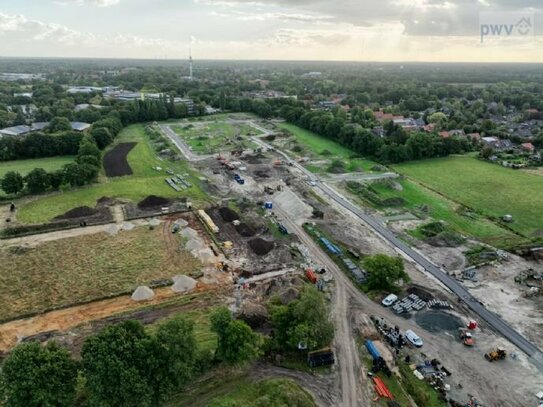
[484,347,506,361]
[458,328,475,346]
[305,268,318,284]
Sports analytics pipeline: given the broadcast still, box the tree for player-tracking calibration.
[270,285,334,351]
[48,116,72,133]
[0,341,78,407]
[49,169,65,190]
[1,171,24,195]
[91,126,113,149]
[480,145,494,159]
[363,254,409,291]
[211,307,261,364]
[149,316,199,403]
[81,321,155,407]
[25,168,51,194]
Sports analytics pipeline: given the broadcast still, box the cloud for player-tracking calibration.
[54,0,121,7]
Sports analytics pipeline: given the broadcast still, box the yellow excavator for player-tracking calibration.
[484,347,507,361]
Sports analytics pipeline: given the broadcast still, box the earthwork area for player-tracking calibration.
[0,222,201,321]
[103,142,137,177]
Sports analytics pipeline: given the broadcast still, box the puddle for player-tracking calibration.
[415,310,463,333]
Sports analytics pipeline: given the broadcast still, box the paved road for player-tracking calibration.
[254,135,543,366]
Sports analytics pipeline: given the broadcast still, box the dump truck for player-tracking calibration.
[484,347,506,361]
[459,328,475,346]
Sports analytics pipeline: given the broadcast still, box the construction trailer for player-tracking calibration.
[307,347,335,368]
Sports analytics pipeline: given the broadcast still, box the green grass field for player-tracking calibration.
[170,376,316,407]
[276,123,379,173]
[367,179,522,248]
[0,156,75,180]
[17,125,209,224]
[394,156,543,240]
[171,121,259,154]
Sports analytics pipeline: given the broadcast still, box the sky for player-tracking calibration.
[0,0,542,62]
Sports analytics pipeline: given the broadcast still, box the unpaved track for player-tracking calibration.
[275,206,363,406]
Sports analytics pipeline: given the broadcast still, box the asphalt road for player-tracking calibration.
[252,134,543,367]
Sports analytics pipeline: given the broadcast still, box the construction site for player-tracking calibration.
[1,114,543,406]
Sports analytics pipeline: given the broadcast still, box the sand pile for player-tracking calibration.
[131,286,155,301]
[174,218,188,228]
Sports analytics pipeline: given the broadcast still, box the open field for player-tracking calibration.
[0,156,75,193]
[0,226,201,321]
[394,156,543,239]
[17,125,209,224]
[170,375,316,407]
[275,122,379,173]
[171,121,259,154]
[364,178,523,248]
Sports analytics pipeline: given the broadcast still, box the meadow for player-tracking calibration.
[394,156,543,240]
[17,125,209,224]
[275,122,379,173]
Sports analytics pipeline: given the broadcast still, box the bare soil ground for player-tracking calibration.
[103,142,137,177]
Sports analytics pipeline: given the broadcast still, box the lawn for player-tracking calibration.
[171,121,259,154]
[170,375,316,407]
[17,125,210,224]
[276,122,379,173]
[366,179,523,248]
[394,156,543,240]
[0,156,75,195]
[0,226,201,321]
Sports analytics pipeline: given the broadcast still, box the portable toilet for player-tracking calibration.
[264,201,273,209]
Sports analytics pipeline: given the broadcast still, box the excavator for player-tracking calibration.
[484,347,507,361]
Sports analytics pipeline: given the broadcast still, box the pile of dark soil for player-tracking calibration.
[97,196,113,204]
[406,286,434,301]
[254,170,270,178]
[54,206,98,219]
[103,142,137,177]
[248,238,274,255]
[138,195,170,209]
[235,223,256,237]
[219,207,239,222]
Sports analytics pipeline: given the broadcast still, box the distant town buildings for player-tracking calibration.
[0,73,44,82]
[0,121,90,138]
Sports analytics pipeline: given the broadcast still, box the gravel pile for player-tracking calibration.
[248,238,274,255]
[131,286,155,301]
[171,275,197,293]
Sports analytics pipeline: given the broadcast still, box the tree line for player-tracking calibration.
[0,285,333,406]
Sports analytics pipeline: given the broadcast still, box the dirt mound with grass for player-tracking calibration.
[219,207,239,222]
[55,206,98,219]
[236,223,256,237]
[248,238,274,255]
[138,195,170,209]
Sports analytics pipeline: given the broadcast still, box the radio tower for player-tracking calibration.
[189,48,193,80]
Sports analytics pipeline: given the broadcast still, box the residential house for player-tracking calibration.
[521,142,535,153]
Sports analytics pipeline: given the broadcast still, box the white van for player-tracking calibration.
[405,329,423,347]
[381,294,398,307]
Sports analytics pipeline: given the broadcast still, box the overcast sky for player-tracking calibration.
[0,0,541,61]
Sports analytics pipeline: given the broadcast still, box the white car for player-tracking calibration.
[405,329,423,347]
[381,294,398,307]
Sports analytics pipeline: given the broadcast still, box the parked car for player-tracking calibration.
[381,294,398,307]
[405,329,423,347]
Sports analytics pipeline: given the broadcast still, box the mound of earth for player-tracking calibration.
[103,142,137,177]
[238,301,269,328]
[131,286,155,301]
[279,287,300,305]
[138,195,170,209]
[248,238,274,255]
[235,223,256,237]
[219,207,239,222]
[54,206,98,219]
